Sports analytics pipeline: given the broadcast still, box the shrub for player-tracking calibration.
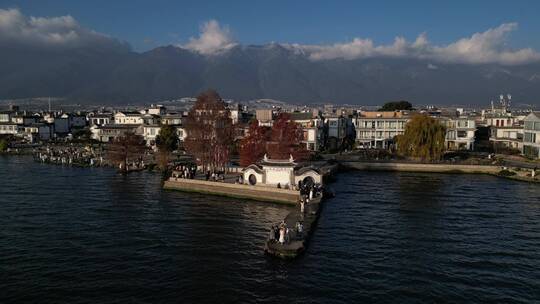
[498,169,516,177]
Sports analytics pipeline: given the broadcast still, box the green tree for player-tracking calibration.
[379,101,413,111]
[156,124,178,153]
[396,114,446,161]
[155,124,179,170]
[0,139,8,152]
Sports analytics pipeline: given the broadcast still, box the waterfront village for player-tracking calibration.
[1,94,539,161]
[1,92,540,257]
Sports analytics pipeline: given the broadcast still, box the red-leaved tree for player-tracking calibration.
[183,90,233,172]
[267,113,309,161]
[239,120,270,166]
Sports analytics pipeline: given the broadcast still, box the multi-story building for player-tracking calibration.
[0,122,20,135]
[161,113,183,126]
[523,112,540,159]
[256,109,274,127]
[0,111,12,123]
[141,105,166,116]
[90,124,140,142]
[22,123,52,142]
[490,126,523,151]
[354,111,409,149]
[88,113,113,126]
[290,112,323,151]
[440,117,476,150]
[114,111,143,125]
[142,125,161,146]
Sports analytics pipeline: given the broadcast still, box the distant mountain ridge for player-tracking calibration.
[1,43,540,106]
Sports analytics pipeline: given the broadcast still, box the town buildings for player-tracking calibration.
[440,117,476,151]
[523,112,540,159]
[354,111,408,149]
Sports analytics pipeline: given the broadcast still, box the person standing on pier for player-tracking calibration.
[269,226,276,242]
[300,199,305,214]
[279,222,286,245]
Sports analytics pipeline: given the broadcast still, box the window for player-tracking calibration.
[524,132,536,143]
[457,120,469,128]
[523,145,540,158]
[457,131,467,138]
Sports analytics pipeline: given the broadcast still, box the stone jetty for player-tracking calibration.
[265,196,323,258]
[164,178,301,204]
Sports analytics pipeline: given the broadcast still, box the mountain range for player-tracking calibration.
[2,43,540,106]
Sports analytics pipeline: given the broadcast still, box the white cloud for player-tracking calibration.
[0,8,129,50]
[287,23,540,65]
[182,20,237,55]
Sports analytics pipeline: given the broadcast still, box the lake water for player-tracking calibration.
[1,156,540,303]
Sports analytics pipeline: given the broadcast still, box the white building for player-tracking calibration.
[114,111,143,125]
[161,113,183,126]
[141,105,166,116]
[0,122,20,135]
[89,113,113,126]
[142,125,161,146]
[354,111,409,149]
[242,155,322,188]
[90,124,140,142]
[523,112,540,159]
[440,117,476,150]
[0,111,12,123]
[290,112,323,151]
[490,126,523,151]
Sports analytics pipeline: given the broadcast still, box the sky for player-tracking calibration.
[1,0,539,53]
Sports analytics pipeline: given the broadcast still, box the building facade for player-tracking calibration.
[354,111,409,149]
[523,112,540,159]
[441,117,476,150]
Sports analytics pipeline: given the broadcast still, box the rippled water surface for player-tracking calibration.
[2,156,540,303]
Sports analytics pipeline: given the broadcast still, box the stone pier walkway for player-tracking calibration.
[264,196,323,258]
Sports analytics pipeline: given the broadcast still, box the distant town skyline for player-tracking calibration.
[1,0,539,56]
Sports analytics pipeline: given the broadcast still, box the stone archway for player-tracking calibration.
[303,176,315,188]
[249,174,257,185]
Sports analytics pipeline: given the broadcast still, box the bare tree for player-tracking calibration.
[184,90,233,172]
[107,131,146,172]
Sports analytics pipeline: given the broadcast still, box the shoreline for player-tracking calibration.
[340,161,540,184]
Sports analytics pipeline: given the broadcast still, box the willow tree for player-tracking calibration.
[183,90,233,172]
[396,114,446,161]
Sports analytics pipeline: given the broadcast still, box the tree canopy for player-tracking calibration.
[379,101,413,111]
[0,138,8,152]
[183,90,233,172]
[107,131,146,171]
[156,124,178,153]
[239,113,309,165]
[239,121,270,167]
[396,114,446,161]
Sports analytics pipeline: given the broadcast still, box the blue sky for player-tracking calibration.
[1,0,539,52]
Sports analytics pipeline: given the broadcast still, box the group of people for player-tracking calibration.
[268,181,325,246]
[205,170,226,182]
[268,220,304,245]
[173,164,196,179]
[34,145,104,167]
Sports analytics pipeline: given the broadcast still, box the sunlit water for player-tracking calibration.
[1,156,540,303]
